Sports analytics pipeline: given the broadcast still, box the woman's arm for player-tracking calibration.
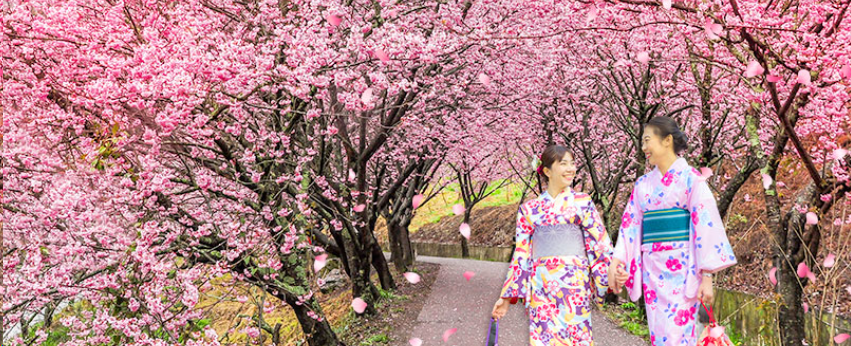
[499,205,534,303]
[580,197,614,307]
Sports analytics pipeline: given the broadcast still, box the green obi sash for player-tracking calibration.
[642,208,690,244]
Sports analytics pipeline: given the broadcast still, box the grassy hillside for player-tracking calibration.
[408,180,526,232]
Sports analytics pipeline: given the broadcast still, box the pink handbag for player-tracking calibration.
[698,299,735,346]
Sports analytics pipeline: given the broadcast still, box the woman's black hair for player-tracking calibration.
[645,116,689,154]
[537,145,572,184]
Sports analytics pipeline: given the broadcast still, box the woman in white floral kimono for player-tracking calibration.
[492,145,613,346]
[609,117,737,346]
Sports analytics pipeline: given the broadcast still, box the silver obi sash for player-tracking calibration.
[531,223,586,259]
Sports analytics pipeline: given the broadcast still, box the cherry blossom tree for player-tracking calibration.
[448,146,513,258]
[1,0,483,344]
[379,145,447,273]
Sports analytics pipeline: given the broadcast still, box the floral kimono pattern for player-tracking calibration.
[613,158,737,346]
[501,189,614,346]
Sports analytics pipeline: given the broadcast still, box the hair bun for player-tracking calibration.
[646,116,690,154]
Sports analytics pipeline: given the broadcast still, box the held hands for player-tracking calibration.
[607,263,630,293]
[492,298,510,320]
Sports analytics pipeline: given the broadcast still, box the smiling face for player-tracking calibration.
[642,126,673,167]
[543,151,577,189]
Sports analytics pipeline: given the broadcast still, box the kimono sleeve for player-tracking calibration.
[689,179,737,273]
[500,205,534,302]
[614,188,642,264]
[614,185,644,301]
[580,198,614,307]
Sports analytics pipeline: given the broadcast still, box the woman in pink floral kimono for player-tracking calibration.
[492,145,613,346]
[609,117,737,346]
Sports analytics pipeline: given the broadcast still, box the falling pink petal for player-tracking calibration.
[806,212,818,225]
[841,65,851,79]
[797,262,810,278]
[767,74,782,82]
[709,22,722,34]
[587,6,599,23]
[354,204,366,212]
[704,19,722,39]
[636,51,650,64]
[662,0,672,10]
[836,334,851,344]
[459,223,471,239]
[761,173,773,190]
[452,204,465,216]
[409,338,423,346]
[823,253,835,268]
[314,254,328,272]
[349,169,356,181]
[326,14,342,26]
[362,88,374,104]
[463,271,475,281]
[846,286,851,296]
[697,167,713,181]
[744,194,752,202]
[833,149,848,161]
[745,61,764,78]
[375,49,390,63]
[797,69,811,85]
[412,194,425,209]
[442,328,457,342]
[478,73,491,86]
[705,28,718,40]
[352,297,368,314]
[710,325,725,339]
[803,302,809,313]
[807,271,817,283]
[403,272,421,284]
[769,267,777,286]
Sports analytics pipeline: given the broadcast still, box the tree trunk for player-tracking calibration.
[775,249,806,346]
[388,220,407,272]
[350,260,380,316]
[765,188,807,346]
[773,183,822,346]
[603,291,619,304]
[774,217,808,346]
[460,236,470,258]
[371,240,396,290]
[329,228,352,278]
[399,220,415,267]
[344,229,379,315]
[238,248,345,345]
[388,218,415,272]
[285,293,346,346]
[460,210,471,258]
